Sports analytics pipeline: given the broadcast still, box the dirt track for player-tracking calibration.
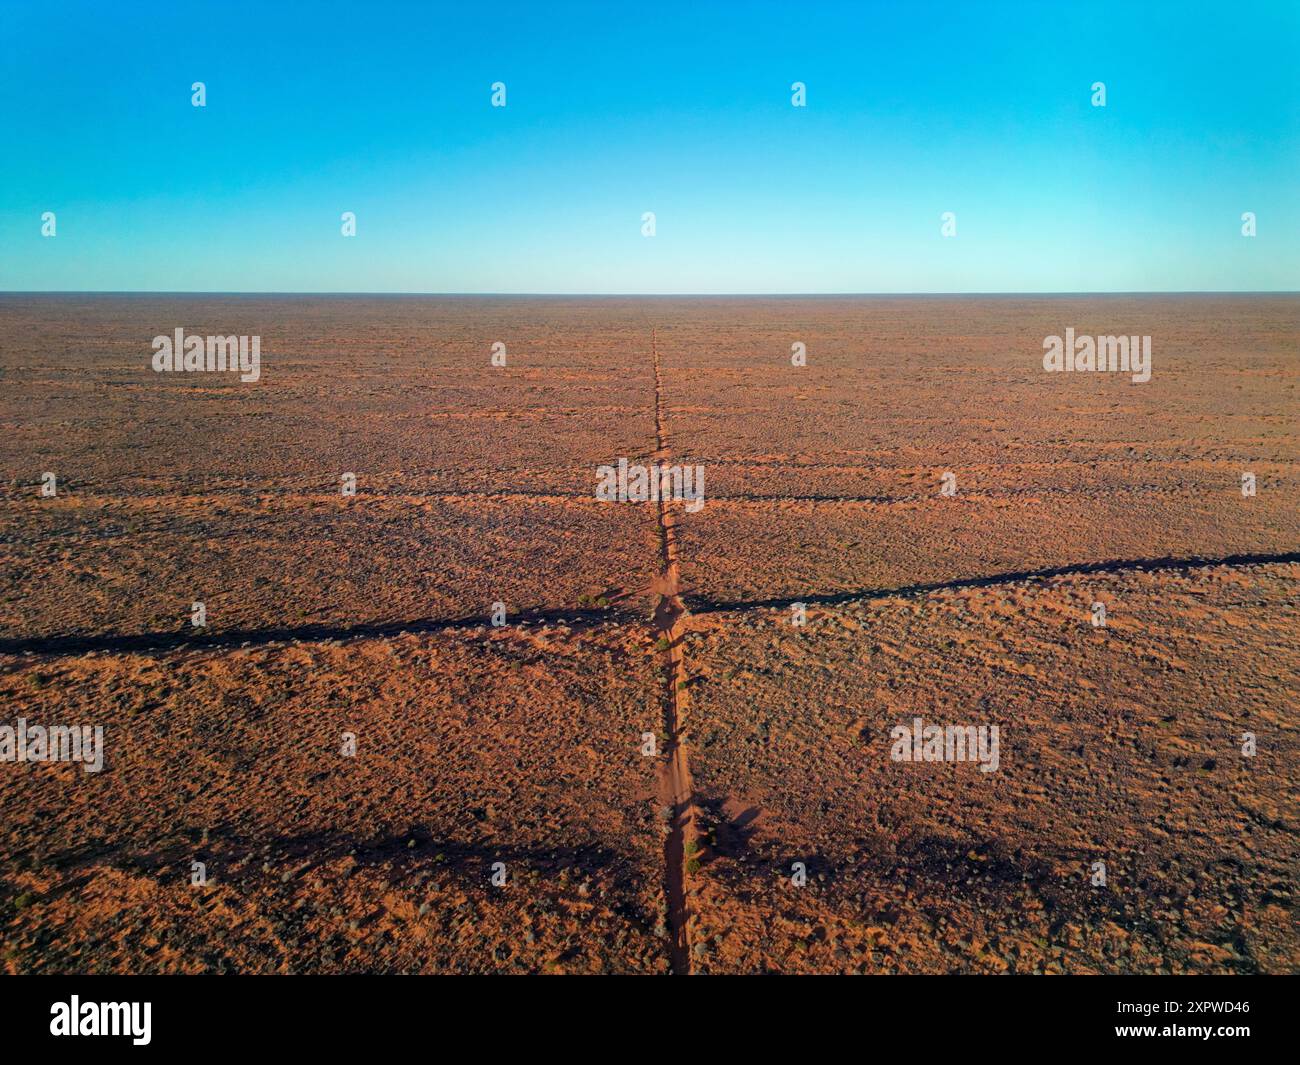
[1,294,1296,974]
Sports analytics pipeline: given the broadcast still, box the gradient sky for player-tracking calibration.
[2,0,1297,293]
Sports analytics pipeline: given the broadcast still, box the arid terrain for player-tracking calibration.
[0,294,1296,974]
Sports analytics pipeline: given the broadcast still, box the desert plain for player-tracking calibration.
[0,293,1296,974]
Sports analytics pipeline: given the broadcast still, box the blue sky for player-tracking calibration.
[2,0,1296,292]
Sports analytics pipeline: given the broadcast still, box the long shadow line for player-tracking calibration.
[1,550,1296,659]
[0,604,641,658]
[686,549,1300,615]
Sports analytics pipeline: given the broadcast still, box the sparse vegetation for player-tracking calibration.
[0,296,1293,978]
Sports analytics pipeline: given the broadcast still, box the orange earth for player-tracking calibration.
[1,294,1295,973]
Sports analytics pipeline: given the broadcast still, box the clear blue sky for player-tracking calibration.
[2,0,1296,293]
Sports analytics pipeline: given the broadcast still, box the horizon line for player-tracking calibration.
[1,289,1297,298]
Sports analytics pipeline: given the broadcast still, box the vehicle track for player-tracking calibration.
[649,327,697,975]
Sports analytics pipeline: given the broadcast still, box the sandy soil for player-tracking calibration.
[0,294,1295,973]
